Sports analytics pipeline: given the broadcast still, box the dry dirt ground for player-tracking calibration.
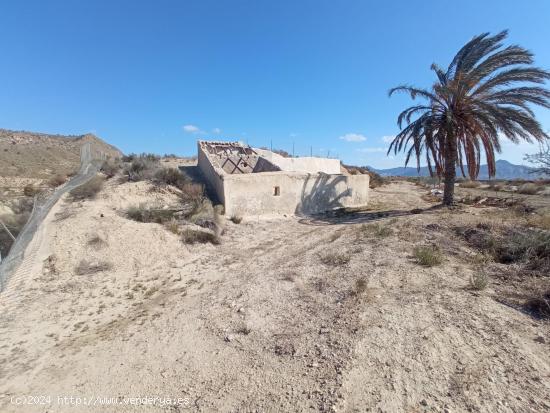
[0,180,549,412]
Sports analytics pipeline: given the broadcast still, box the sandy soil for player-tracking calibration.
[0,180,549,412]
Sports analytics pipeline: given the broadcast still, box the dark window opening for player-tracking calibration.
[274,186,280,196]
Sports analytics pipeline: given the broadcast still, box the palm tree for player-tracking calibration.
[388,30,550,205]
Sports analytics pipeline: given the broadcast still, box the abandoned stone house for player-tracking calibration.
[197,140,370,216]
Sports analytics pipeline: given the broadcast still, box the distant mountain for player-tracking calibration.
[368,160,543,180]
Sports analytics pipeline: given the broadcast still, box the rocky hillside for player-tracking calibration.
[0,129,122,179]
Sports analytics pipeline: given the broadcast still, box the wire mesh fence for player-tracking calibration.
[0,143,102,292]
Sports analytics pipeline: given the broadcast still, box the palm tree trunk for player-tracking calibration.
[443,131,457,206]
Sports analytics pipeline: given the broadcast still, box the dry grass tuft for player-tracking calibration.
[352,277,368,296]
[164,219,180,235]
[527,211,550,230]
[48,174,67,187]
[126,204,178,224]
[357,223,393,238]
[413,245,443,267]
[319,251,351,266]
[181,228,220,245]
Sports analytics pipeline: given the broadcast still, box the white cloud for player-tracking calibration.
[382,135,395,143]
[212,128,221,134]
[339,133,367,142]
[356,147,388,153]
[183,124,201,134]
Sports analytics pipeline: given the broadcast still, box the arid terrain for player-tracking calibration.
[0,158,549,412]
[0,130,121,258]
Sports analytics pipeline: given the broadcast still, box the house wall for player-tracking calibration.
[222,172,369,216]
[197,143,225,204]
[254,149,341,174]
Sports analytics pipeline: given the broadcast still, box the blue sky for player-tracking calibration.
[0,0,549,168]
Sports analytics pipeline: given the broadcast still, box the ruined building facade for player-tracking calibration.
[197,140,369,216]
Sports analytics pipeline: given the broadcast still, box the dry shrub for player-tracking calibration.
[164,219,180,234]
[180,183,204,204]
[357,223,393,238]
[48,174,67,187]
[181,228,220,245]
[460,180,481,188]
[454,224,496,251]
[69,176,104,200]
[352,277,368,296]
[457,224,550,275]
[126,204,177,224]
[492,230,550,273]
[470,271,489,290]
[154,167,190,189]
[524,291,550,319]
[527,211,550,230]
[100,159,121,178]
[23,184,40,197]
[517,183,540,195]
[413,245,443,266]
[319,251,351,266]
[75,259,112,275]
[123,154,160,181]
[230,214,243,224]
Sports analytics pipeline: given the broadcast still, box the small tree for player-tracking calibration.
[524,142,550,176]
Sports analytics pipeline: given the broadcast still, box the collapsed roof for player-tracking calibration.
[198,141,280,174]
